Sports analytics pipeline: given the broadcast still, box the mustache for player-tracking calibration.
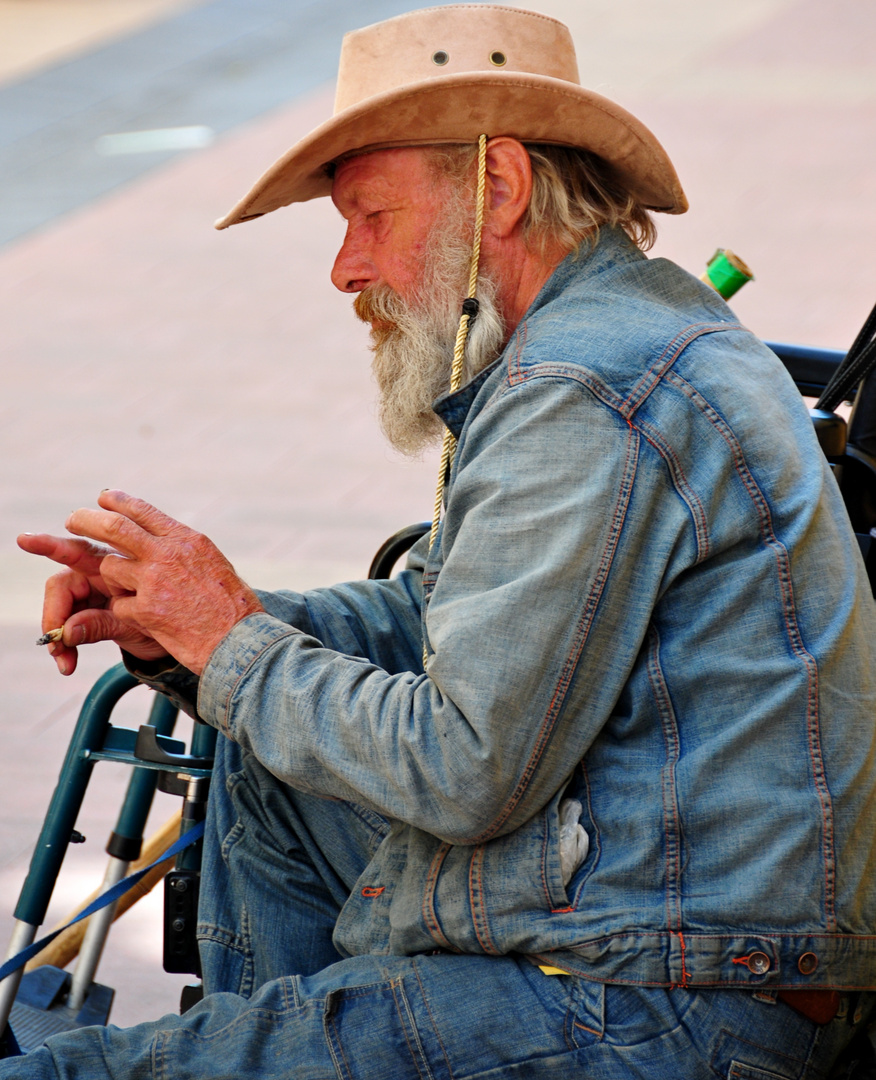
[354,284,407,329]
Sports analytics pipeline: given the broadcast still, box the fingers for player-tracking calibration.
[46,607,168,676]
[18,533,110,575]
[46,618,90,676]
[21,493,181,676]
[25,490,238,677]
[47,639,78,676]
[65,507,145,559]
[99,551,137,596]
[40,569,99,675]
[19,532,118,675]
[66,492,185,560]
[18,532,62,557]
[97,489,182,538]
[76,606,165,656]
[42,567,94,630]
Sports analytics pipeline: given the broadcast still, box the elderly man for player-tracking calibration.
[8,5,876,1078]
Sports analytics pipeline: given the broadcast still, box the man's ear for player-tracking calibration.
[483,137,532,239]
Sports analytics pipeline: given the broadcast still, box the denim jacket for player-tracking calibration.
[150,227,876,990]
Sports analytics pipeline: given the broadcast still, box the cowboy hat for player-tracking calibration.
[215,3,687,230]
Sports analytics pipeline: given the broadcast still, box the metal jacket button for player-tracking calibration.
[747,952,771,975]
[798,952,818,975]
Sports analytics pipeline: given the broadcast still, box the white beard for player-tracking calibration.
[355,210,505,457]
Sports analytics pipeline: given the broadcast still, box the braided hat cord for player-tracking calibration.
[423,134,488,668]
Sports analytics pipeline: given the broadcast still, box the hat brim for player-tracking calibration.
[215,71,688,229]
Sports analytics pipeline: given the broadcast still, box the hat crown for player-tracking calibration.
[215,4,688,230]
[334,4,579,114]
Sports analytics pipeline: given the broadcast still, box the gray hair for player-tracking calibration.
[428,142,656,256]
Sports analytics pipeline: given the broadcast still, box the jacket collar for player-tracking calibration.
[433,226,643,439]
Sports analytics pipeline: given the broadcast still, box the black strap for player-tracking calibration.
[816,298,876,413]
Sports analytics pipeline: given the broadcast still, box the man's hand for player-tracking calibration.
[17,531,168,676]
[19,490,264,677]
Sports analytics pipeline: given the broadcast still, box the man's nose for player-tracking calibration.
[331,231,375,294]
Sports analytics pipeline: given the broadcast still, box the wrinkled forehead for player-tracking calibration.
[330,145,451,209]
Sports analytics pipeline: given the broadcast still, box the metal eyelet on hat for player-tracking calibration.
[432,50,449,66]
[489,51,507,66]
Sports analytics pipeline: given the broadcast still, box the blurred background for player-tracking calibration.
[1,0,874,1027]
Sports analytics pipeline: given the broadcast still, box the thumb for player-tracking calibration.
[47,609,124,673]
[52,609,168,674]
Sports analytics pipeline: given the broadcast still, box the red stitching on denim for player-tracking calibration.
[491,356,710,565]
[360,886,385,898]
[665,368,836,927]
[572,1021,602,1037]
[634,418,710,561]
[646,625,683,935]
[536,930,876,988]
[540,420,637,735]
[551,906,574,914]
[325,999,353,1080]
[421,843,455,951]
[468,846,500,955]
[678,931,690,987]
[623,323,741,417]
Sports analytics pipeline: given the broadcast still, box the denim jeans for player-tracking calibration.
[2,735,871,1080]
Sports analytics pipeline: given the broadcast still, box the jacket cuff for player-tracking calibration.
[197,612,302,735]
[121,650,202,720]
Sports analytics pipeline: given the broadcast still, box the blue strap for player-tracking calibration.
[0,820,205,985]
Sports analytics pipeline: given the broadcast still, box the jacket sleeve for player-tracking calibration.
[124,551,428,715]
[197,374,671,844]
[254,561,427,678]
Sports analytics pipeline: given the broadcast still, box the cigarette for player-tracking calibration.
[36,627,65,646]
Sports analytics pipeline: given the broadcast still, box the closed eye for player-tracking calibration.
[364,208,398,241]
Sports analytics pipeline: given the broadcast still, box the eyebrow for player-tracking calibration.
[332,185,363,218]
[332,179,393,218]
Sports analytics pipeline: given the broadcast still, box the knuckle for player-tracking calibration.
[98,553,120,579]
[104,513,127,540]
[132,498,157,521]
